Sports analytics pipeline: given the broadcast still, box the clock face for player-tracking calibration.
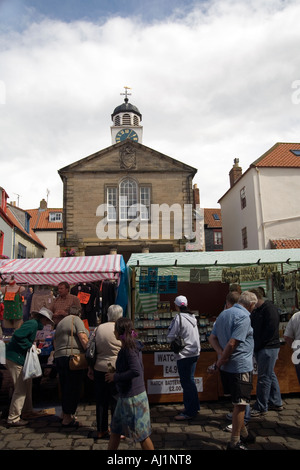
[115,128,139,143]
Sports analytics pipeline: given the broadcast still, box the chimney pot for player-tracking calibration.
[39,198,47,210]
[229,159,242,187]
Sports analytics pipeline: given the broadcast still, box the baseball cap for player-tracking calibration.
[174,295,188,307]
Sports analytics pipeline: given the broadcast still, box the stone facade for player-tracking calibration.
[58,140,198,261]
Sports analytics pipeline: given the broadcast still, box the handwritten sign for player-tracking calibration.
[4,292,16,301]
[77,292,91,304]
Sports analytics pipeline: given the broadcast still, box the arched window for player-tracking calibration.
[119,178,138,220]
[106,179,150,221]
[114,116,120,126]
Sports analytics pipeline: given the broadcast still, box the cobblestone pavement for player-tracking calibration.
[0,394,300,451]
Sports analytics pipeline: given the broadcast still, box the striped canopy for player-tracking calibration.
[0,255,125,285]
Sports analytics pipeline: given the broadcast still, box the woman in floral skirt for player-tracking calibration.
[105,317,154,450]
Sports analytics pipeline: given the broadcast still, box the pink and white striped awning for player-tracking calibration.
[0,255,124,285]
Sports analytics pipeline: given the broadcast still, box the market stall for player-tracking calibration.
[0,254,128,401]
[0,254,128,314]
[127,249,300,403]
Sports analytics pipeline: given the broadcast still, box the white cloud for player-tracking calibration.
[0,0,299,209]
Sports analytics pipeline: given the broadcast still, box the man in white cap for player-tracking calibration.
[5,307,54,426]
[167,295,201,420]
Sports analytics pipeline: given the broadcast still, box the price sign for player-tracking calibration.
[4,292,16,301]
[77,292,91,304]
[147,377,203,395]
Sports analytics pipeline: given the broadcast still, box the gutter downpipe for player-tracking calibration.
[255,167,266,249]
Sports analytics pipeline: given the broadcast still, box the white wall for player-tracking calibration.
[220,167,300,250]
[0,218,12,257]
[36,231,61,258]
[220,169,259,250]
[256,168,300,248]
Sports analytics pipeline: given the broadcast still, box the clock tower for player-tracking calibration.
[111,87,143,144]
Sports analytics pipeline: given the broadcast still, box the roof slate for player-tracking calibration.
[27,208,63,230]
[252,143,300,168]
[270,239,300,249]
[204,208,222,228]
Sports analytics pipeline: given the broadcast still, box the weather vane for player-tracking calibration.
[120,86,132,102]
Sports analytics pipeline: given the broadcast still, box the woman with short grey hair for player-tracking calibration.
[89,304,123,439]
[107,304,123,323]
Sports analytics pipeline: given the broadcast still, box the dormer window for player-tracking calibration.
[49,212,62,222]
[25,212,30,233]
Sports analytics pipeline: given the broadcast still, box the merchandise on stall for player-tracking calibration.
[70,282,100,326]
[127,249,300,403]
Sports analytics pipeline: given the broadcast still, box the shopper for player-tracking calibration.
[5,307,54,426]
[167,295,201,420]
[105,317,154,450]
[221,291,251,429]
[209,291,257,450]
[284,310,300,384]
[54,312,89,426]
[249,288,283,416]
[89,304,122,439]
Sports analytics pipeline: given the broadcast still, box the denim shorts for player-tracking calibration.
[220,370,253,405]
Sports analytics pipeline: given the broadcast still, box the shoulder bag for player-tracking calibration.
[69,316,88,370]
[85,326,98,367]
[170,313,185,353]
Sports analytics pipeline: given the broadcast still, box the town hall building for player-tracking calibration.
[58,89,203,261]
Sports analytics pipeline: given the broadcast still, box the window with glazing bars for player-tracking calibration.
[107,187,117,220]
[140,186,150,220]
[119,179,138,220]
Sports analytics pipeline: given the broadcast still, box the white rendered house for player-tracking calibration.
[218,143,300,251]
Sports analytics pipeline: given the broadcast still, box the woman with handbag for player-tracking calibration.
[5,307,54,426]
[87,304,123,439]
[167,295,201,421]
[54,310,89,427]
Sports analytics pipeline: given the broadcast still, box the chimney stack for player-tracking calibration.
[229,158,242,187]
[39,198,47,210]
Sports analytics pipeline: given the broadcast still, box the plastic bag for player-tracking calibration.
[23,344,42,380]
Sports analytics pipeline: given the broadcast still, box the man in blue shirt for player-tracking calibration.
[209,291,257,450]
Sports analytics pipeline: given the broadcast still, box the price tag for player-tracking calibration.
[4,292,16,301]
[77,292,91,304]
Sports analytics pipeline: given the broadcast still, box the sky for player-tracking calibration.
[0,0,300,210]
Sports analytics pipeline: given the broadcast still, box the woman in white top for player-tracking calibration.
[167,295,201,421]
[89,304,123,438]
